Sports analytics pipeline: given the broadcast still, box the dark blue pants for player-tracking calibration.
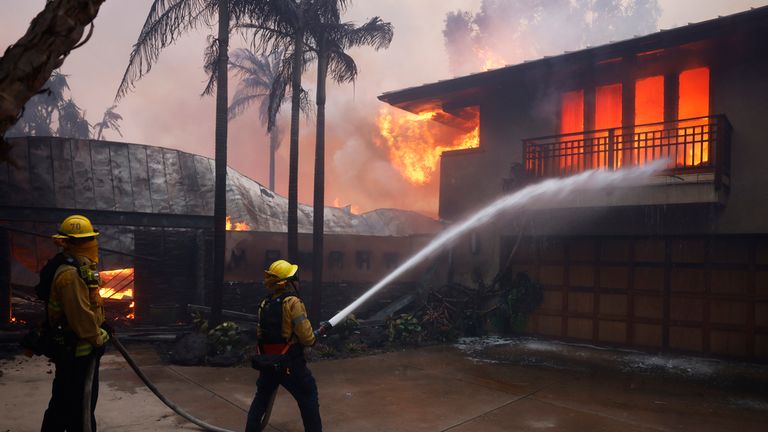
[246,362,322,432]
[41,352,100,432]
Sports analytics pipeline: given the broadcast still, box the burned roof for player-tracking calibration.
[0,137,442,236]
[379,5,768,114]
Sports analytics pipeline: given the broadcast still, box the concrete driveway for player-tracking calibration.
[1,343,766,431]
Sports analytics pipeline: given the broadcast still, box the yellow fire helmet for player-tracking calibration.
[52,214,100,239]
[264,259,299,286]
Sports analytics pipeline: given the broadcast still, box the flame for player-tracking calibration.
[226,216,250,231]
[350,205,361,215]
[333,197,340,207]
[99,268,134,300]
[127,301,135,320]
[474,46,506,70]
[376,107,479,185]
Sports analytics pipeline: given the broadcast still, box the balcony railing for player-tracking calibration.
[523,115,731,185]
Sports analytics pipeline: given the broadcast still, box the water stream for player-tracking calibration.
[328,160,667,327]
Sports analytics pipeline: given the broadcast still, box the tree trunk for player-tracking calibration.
[211,0,230,327]
[287,23,304,262]
[269,126,278,191]
[311,45,328,323]
[0,0,105,163]
[0,229,10,324]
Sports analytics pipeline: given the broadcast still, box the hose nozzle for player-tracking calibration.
[314,321,332,338]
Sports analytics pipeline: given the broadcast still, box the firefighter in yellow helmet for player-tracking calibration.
[42,215,109,432]
[246,259,322,432]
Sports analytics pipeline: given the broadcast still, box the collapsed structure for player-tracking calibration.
[380,7,768,360]
[0,137,442,323]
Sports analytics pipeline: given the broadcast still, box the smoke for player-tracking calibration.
[444,0,661,76]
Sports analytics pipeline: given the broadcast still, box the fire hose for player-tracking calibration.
[110,335,240,432]
[109,325,332,431]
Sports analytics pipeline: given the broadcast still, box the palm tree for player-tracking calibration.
[57,99,91,139]
[307,16,393,321]
[6,71,71,137]
[114,0,264,326]
[94,105,123,140]
[6,71,94,140]
[228,48,285,191]
[0,0,105,164]
[247,0,346,263]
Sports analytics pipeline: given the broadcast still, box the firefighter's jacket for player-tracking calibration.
[47,256,106,357]
[257,289,316,347]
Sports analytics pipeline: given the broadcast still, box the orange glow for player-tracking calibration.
[333,197,340,207]
[350,205,361,215]
[99,268,134,300]
[559,90,584,173]
[376,107,479,185]
[678,67,710,166]
[127,301,135,320]
[594,83,623,168]
[226,216,251,231]
[474,46,506,70]
[634,75,665,165]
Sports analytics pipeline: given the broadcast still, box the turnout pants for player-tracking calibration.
[246,361,322,432]
[41,351,101,432]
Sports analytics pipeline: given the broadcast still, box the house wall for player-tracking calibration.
[436,23,768,360]
[501,235,768,361]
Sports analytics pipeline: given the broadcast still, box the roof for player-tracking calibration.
[379,5,768,114]
[0,137,442,236]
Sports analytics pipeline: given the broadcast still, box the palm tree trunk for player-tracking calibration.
[211,0,230,327]
[311,45,329,323]
[269,126,278,191]
[0,0,105,163]
[287,23,304,262]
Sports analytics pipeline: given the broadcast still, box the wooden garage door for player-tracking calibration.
[501,235,768,361]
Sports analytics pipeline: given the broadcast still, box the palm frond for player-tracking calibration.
[115,0,214,102]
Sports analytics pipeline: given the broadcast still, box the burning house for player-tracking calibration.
[0,137,442,324]
[379,7,768,360]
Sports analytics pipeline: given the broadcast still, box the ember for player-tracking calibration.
[376,107,479,185]
[226,215,250,231]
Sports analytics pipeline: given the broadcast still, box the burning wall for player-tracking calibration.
[375,107,479,186]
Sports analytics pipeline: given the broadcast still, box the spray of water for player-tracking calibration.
[328,160,667,326]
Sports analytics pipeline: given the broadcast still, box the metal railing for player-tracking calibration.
[523,115,731,185]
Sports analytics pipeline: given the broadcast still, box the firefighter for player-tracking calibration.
[246,259,322,432]
[42,214,109,432]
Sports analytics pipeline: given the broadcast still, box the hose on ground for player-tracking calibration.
[111,335,237,432]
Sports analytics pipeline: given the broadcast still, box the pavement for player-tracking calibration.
[1,342,767,432]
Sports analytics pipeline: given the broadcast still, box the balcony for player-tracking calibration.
[520,115,732,207]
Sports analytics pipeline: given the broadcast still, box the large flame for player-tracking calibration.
[226,216,250,231]
[376,107,479,185]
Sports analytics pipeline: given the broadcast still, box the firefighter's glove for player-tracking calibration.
[98,327,110,346]
[101,322,115,337]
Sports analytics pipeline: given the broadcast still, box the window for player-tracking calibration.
[594,83,622,168]
[356,251,371,271]
[678,67,710,166]
[383,252,400,269]
[559,90,585,173]
[328,251,344,270]
[633,75,665,165]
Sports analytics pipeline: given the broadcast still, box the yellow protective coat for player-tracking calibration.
[47,256,106,356]
[257,289,316,347]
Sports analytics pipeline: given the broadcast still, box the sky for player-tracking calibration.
[1,0,766,217]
